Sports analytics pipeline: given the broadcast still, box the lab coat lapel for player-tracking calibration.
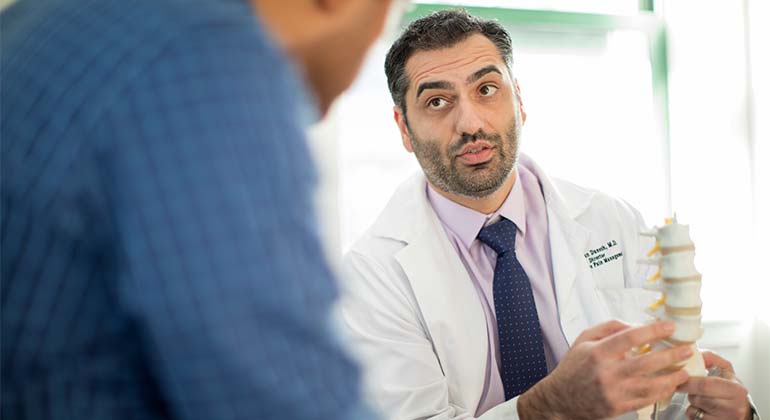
[545,206,593,345]
[390,177,489,413]
[520,156,603,346]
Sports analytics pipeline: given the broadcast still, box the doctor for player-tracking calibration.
[339,9,755,420]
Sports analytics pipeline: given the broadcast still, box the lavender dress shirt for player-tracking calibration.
[426,164,570,416]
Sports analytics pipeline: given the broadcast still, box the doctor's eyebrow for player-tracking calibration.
[416,80,454,100]
[414,65,503,100]
[466,65,502,84]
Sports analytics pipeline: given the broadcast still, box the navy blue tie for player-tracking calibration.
[477,218,548,400]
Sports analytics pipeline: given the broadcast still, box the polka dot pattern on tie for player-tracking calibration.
[477,217,548,400]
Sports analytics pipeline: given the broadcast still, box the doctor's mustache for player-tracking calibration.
[448,130,504,155]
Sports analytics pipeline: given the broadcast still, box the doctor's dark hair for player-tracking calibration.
[384,9,513,117]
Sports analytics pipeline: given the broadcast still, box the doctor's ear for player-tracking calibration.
[394,105,414,153]
[513,78,527,124]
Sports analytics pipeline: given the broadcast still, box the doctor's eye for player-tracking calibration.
[428,97,449,110]
[479,84,498,97]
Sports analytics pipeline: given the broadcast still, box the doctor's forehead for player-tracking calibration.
[404,34,507,92]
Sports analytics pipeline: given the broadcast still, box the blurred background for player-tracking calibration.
[309,0,769,416]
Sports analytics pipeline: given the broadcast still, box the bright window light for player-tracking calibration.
[515,29,666,223]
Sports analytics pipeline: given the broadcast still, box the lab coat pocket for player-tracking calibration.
[585,246,626,289]
[596,287,659,325]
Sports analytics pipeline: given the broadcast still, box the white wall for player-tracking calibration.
[747,0,770,415]
[307,104,343,266]
[665,0,754,321]
[747,0,770,323]
[664,0,768,416]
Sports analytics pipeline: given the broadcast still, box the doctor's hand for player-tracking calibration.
[517,320,692,420]
[678,350,752,420]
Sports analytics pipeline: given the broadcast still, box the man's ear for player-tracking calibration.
[315,0,347,12]
[513,78,527,124]
[394,105,414,153]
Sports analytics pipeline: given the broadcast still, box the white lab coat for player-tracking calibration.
[338,154,662,420]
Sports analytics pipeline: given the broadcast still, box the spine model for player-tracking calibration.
[638,216,707,413]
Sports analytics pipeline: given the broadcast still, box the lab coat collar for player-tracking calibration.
[521,154,596,345]
[519,154,595,221]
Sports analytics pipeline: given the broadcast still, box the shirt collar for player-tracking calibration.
[427,167,527,250]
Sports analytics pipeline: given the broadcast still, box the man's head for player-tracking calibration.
[253,0,399,116]
[385,9,526,201]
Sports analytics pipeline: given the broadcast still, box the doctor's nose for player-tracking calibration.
[454,100,486,138]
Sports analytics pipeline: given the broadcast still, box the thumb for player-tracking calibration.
[574,320,631,345]
[701,350,735,377]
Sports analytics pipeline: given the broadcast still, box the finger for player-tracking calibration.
[618,397,663,416]
[701,350,735,375]
[679,376,748,400]
[619,345,693,376]
[684,405,740,420]
[574,319,631,345]
[689,394,731,413]
[685,405,712,420]
[626,369,689,402]
[600,321,676,357]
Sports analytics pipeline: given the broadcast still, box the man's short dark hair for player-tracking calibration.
[384,9,513,116]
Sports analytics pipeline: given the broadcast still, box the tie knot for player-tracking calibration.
[477,218,518,255]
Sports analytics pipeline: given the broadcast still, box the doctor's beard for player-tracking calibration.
[408,118,521,199]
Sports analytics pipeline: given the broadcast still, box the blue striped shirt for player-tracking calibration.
[1,0,371,419]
